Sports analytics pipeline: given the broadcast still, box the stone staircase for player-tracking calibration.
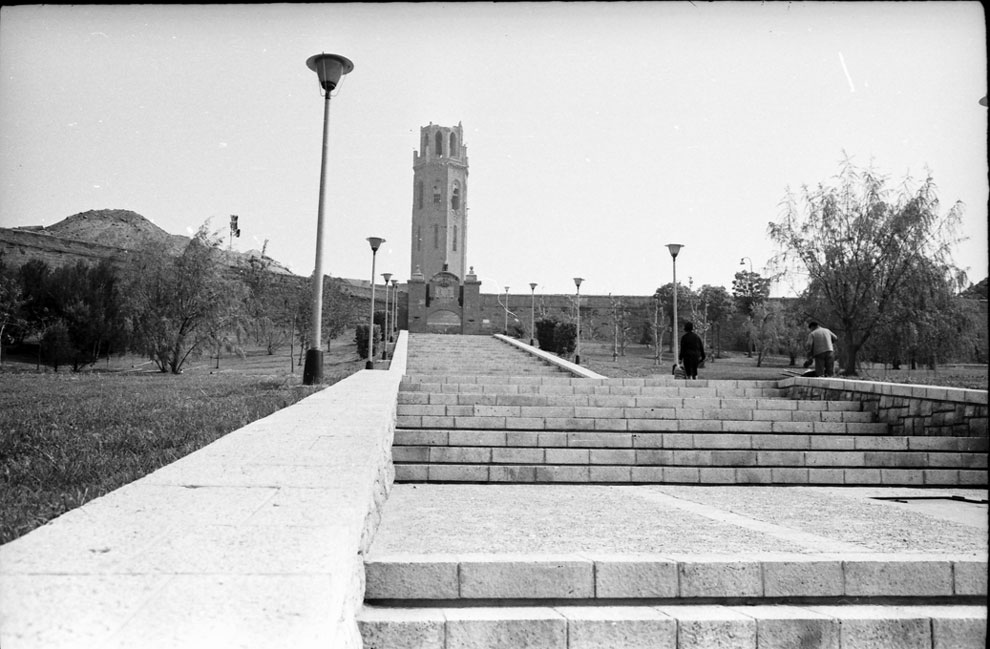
[393,336,988,487]
[359,335,987,648]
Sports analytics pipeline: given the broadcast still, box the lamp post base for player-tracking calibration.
[303,349,323,385]
[575,354,581,365]
[365,359,374,370]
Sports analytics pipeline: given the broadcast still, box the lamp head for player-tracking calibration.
[382,272,392,282]
[391,279,398,286]
[306,53,354,92]
[367,236,385,252]
[530,282,538,291]
[573,277,584,289]
[666,243,683,259]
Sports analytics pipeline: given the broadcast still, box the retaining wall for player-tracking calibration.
[0,332,408,649]
[780,376,989,437]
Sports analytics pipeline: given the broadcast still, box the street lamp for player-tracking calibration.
[302,52,354,386]
[503,287,510,335]
[366,237,385,369]
[666,244,683,366]
[391,278,399,341]
[573,277,584,364]
[381,272,392,360]
[529,282,538,346]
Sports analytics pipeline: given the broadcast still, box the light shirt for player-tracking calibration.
[807,327,837,356]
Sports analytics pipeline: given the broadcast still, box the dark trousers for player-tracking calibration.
[813,351,834,377]
[682,352,702,379]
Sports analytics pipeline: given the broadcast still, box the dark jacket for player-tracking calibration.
[679,331,705,361]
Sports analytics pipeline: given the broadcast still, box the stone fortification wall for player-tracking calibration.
[781,376,988,437]
[0,227,131,269]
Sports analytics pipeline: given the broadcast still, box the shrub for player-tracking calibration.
[354,324,381,359]
[535,317,558,351]
[555,322,577,356]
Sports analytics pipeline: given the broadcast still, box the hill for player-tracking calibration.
[0,209,294,275]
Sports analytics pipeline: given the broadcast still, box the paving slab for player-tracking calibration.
[369,484,987,557]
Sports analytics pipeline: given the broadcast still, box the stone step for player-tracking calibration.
[358,603,987,649]
[393,463,989,486]
[394,414,889,434]
[401,382,792,399]
[398,392,868,412]
[362,552,987,603]
[395,403,877,424]
[393,446,988,470]
[394,429,988,452]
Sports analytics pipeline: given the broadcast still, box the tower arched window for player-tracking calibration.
[417,181,424,209]
[435,132,443,157]
[453,224,458,252]
[450,133,457,157]
[433,184,441,205]
[421,132,428,155]
[433,224,439,249]
[451,184,461,211]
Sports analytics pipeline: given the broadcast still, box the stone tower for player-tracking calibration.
[410,123,468,281]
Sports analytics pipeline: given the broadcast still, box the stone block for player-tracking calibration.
[454,416,504,429]
[958,470,988,485]
[394,430,448,445]
[393,464,429,481]
[844,557,953,597]
[430,447,491,464]
[953,558,988,595]
[421,416,455,428]
[656,605,757,649]
[631,432,665,448]
[428,465,488,482]
[538,432,569,447]
[930,605,988,649]
[729,605,839,649]
[358,607,445,649]
[458,555,594,599]
[444,607,566,649]
[770,468,810,484]
[679,420,723,432]
[560,606,676,649]
[676,557,763,598]
[804,605,931,649]
[489,465,537,483]
[593,556,678,598]
[535,465,590,482]
[843,468,882,484]
[589,466,632,482]
[663,467,700,483]
[546,418,595,431]
[546,448,590,464]
[699,468,736,483]
[808,468,846,484]
[757,450,805,466]
[507,431,540,446]
[590,449,636,464]
[448,430,506,447]
[504,416,546,430]
[711,450,758,466]
[753,434,810,449]
[392,446,431,463]
[364,555,459,600]
[630,466,664,482]
[879,469,925,486]
[763,559,843,597]
[594,418,629,431]
[805,451,864,467]
[568,432,632,448]
[491,447,544,464]
[736,467,774,484]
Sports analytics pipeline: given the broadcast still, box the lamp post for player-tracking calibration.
[666,244,683,365]
[381,272,392,360]
[503,287,510,335]
[302,52,354,386]
[573,277,584,364]
[366,237,385,369]
[391,278,399,341]
[529,282,538,346]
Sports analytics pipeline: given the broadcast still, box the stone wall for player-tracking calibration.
[780,376,989,437]
[0,333,408,649]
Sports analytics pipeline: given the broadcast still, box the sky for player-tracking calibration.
[1,2,986,298]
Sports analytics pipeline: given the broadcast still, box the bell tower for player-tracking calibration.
[410,122,468,281]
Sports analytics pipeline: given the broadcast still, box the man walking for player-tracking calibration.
[806,321,838,377]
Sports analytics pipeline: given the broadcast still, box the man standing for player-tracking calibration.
[678,321,706,380]
[806,321,838,377]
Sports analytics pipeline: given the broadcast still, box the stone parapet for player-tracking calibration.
[0,332,409,649]
[779,377,988,438]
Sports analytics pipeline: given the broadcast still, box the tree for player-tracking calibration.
[768,157,965,374]
[0,270,24,365]
[696,285,733,359]
[124,224,241,374]
[731,270,771,315]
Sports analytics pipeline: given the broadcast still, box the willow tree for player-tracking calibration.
[768,157,965,374]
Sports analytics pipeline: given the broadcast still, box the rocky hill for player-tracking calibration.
[0,209,294,276]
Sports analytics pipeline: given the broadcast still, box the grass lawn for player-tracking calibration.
[0,333,367,545]
[578,342,989,390]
